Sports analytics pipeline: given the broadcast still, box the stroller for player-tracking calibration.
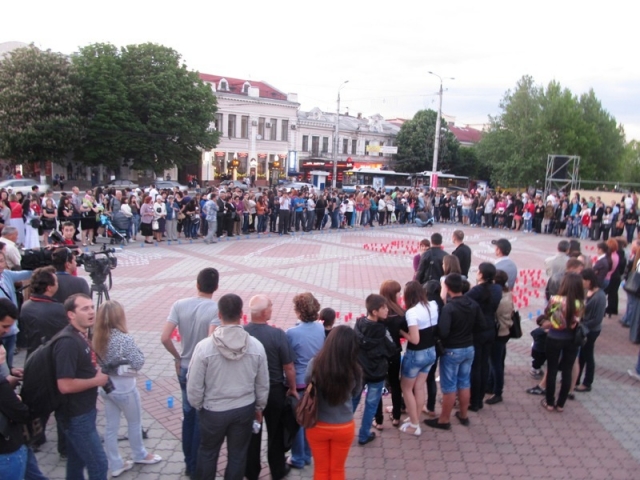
[100,213,130,245]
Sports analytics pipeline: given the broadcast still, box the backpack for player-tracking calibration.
[20,328,74,418]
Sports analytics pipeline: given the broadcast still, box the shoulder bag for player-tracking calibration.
[623,262,640,296]
[574,322,588,347]
[295,381,318,429]
[509,310,523,339]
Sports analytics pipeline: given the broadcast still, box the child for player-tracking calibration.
[319,307,336,338]
[529,326,547,377]
[522,210,532,233]
[353,295,396,446]
[580,208,591,240]
[413,239,431,278]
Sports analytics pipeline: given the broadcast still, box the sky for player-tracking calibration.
[4,0,639,142]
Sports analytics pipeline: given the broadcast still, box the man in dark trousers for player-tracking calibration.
[451,230,472,277]
[55,294,110,479]
[416,233,449,284]
[244,295,298,480]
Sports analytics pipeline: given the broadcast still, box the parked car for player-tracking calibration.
[279,182,314,191]
[144,180,188,192]
[219,180,248,192]
[0,178,51,195]
[105,179,139,190]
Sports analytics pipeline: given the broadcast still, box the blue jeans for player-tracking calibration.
[63,409,108,480]
[0,444,27,480]
[351,380,384,443]
[440,346,475,394]
[1,333,17,369]
[289,426,311,468]
[243,213,250,233]
[25,446,47,480]
[257,214,267,233]
[179,367,200,475]
[99,386,148,471]
[131,213,140,238]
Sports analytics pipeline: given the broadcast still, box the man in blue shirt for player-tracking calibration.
[292,193,307,232]
[0,251,32,369]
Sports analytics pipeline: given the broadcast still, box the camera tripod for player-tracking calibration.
[90,278,111,308]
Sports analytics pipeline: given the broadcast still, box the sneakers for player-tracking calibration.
[526,385,545,395]
[530,368,543,377]
[112,460,134,477]
[628,369,640,382]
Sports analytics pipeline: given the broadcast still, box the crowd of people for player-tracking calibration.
[3,179,640,479]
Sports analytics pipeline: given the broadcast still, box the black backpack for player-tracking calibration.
[20,329,74,418]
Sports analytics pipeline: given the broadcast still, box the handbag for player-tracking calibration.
[177,212,186,221]
[509,310,523,339]
[623,264,640,296]
[295,381,318,429]
[152,219,159,230]
[30,218,41,229]
[574,322,588,347]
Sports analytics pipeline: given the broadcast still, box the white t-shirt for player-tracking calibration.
[406,301,439,330]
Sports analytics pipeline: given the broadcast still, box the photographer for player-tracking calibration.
[93,300,162,476]
[51,247,90,304]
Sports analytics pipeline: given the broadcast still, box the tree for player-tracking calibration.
[477,75,626,188]
[73,42,219,173]
[0,44,83,179]
[394,109,460,174]
[72,43,139,170]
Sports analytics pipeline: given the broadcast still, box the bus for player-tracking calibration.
[342,168,469,193]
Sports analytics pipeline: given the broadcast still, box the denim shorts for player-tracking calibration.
[439,346,475,394]
[401,347,436,379]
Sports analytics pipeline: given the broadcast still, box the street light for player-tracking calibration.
[428,71,454,189]
[333,80,349,189]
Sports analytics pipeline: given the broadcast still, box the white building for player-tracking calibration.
[296,108,400,185]
[198,73,299,185]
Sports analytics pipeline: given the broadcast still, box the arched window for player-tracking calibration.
[219,79,229,91]
[242,82,251,94]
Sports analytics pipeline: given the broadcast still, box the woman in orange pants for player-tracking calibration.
[304,326,361,480]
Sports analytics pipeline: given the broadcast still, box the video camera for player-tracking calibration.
[77,244,118,287]
[100,358,131,394]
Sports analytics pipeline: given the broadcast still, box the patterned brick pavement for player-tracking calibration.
[27,224,640,479]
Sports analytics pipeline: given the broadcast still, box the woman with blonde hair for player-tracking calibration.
[93,301,162,477]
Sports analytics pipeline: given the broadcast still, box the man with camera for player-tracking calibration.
[54,293,110,479]
[52,247,90,304]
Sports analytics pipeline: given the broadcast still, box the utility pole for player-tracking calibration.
[428,71,453,189]
[333,80,349,189]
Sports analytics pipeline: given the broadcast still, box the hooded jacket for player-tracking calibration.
[354,317,397,382]
[187,324,269,412]
[438,295,484,349]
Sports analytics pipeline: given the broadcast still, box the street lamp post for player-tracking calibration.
[333,80,349,189]
[428,71,454,189]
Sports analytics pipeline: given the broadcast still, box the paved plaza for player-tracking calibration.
[26,224,640,479]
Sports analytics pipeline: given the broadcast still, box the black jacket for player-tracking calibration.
[0,376,30,454]
[20,294,69,357]
[452,243,472,277]
[438,296,484,349]
[354,317,396,382]
[417,247,448,284]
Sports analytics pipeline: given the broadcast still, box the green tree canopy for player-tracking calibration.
[394,109,460,174]
[0,44,83,174]
[73,42,219,172]
[477,75,626,188]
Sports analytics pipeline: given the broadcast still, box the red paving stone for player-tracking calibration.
[32,223,640,478]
